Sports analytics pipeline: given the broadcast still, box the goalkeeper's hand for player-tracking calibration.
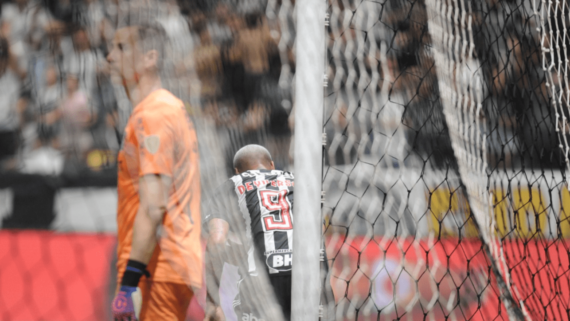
[113,260,148,321]
[112,285,142,321]
[203,304,225,321]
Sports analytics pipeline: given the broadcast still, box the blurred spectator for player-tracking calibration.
[241,99,268,135]
[27,22,67,139]
[57,74,95,163]
[193,21,223,102]
[31,62,64,155]
[0,37,23,170]
[38,63,63,113]
[325,103,355,165]
[207,2,232,45]
[266,100,292,170]
[225,8,244,35]
[233,12,276,108]
[39,20,72,61]
[156,0,197,102]
[18,90,38,156]
[202,98,237,176]
[1,0,52,71]
[158,0,195,54]
[65,26,105,98]
[219,33,245,109]
[19,128,64,175]
[77,0,108,50]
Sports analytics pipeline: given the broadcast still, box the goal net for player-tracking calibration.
[197,0,570,319]
[303,0,570,319]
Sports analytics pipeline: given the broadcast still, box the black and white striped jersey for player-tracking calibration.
[206,169,295,275]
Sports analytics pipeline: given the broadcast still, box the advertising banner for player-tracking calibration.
[327,236,570,320]
[0,231,206,321]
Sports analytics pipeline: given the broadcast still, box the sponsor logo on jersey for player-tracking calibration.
[266,250,293,272]
[236,178,295,195]
[242,313,264,321]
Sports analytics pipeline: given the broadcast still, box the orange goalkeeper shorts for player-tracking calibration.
[138,280,194,321]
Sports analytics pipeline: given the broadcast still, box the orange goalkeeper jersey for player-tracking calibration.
[116,89,202,288]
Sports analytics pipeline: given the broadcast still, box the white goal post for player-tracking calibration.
[292,0,326,320]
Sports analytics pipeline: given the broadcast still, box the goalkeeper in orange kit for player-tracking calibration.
[107,18,202,321]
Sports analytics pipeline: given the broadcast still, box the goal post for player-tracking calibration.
[292,0,327,320]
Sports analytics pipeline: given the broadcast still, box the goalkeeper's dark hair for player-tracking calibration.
[119,9,169,72]
[136,23,168,71]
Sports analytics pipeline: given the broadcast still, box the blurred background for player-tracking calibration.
[0,0,568,320]
[0,0,295,187]
[0,0,294,319]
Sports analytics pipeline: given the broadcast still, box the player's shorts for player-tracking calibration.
[234,274,291,321]
[138,280,194,321]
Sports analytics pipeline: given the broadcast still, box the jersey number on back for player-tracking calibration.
[260,190,293,230]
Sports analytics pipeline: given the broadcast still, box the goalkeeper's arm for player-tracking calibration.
[112,174,170,321]
[130,174,171,263]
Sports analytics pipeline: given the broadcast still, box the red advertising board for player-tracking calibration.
[1,230,569,320]
[0,231,116,320]
[327,236,570,320]
[0,231,206,321]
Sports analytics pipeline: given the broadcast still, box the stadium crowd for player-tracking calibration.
[0,0,557,180]
[0,0,293,179]
[324,0,562,171]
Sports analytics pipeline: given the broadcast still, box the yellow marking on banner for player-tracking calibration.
[511,188,546,238]
[428,188,476,237]
[559,187,570,238]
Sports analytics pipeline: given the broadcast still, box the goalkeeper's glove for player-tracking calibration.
[112,286,142,321]
[112,260,148,321]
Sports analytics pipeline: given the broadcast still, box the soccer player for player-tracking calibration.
[204,144,294,321]
[107,21,202,321]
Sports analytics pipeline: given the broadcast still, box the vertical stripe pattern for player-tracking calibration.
[230,169,295,275]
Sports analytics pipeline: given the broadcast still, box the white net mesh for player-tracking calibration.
[316,0,570,320]
[539,1,570,171]
[425,0,525,318]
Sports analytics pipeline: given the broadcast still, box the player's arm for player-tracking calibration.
[119,111,175,288]
[130,173,171,263]
[208,218,230,251]
[207,218,245,277]
[113,174,170,321]
[204,218,230,321]
[113,112,175,320]
[204,180,247,321]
